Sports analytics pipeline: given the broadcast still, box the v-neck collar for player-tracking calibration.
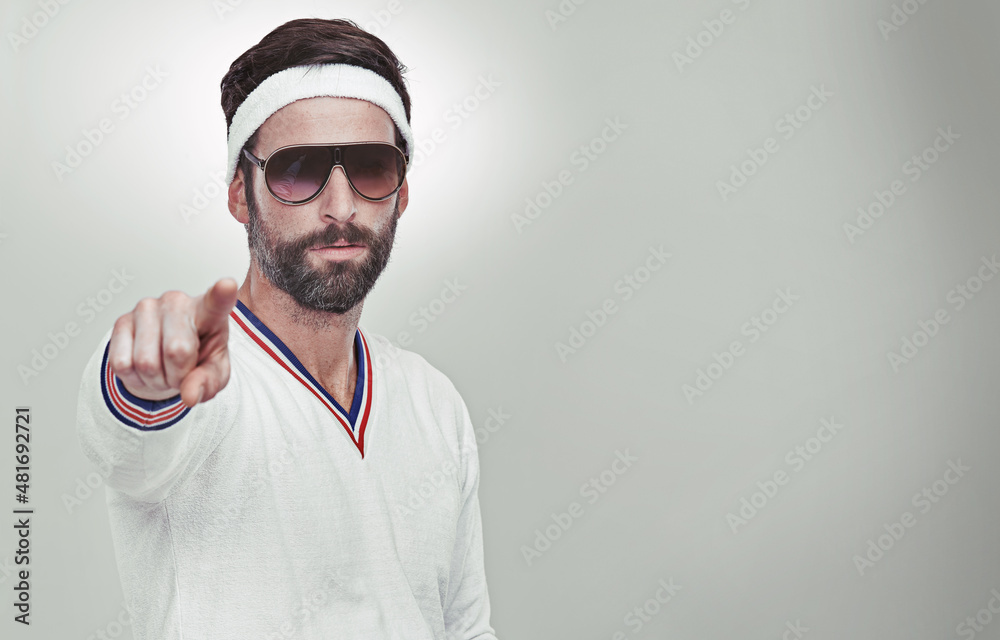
[229,300,373,458]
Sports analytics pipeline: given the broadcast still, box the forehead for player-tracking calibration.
[254,96,396,154]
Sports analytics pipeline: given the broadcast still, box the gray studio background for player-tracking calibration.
[2,0,1000,638]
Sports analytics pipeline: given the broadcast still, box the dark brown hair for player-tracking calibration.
[220,18,410,184]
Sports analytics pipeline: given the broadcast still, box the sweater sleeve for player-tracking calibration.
[74,328,239,503]
[442,393,499,640]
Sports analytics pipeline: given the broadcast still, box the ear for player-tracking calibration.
[228,167,250,224]
[395,176,409,219]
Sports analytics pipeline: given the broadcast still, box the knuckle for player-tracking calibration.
[163,339,194,363]
[134,297,159,314]
[160,290,191,308]
[108,355,132,376]
[132,354,159,377]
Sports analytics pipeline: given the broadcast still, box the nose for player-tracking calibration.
[314,164,358,223]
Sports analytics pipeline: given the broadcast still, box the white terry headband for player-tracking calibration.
[225,63,413,185]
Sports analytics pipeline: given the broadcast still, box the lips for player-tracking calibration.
[317,242,365,249]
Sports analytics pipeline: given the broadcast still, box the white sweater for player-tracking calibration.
[75,301,498,640]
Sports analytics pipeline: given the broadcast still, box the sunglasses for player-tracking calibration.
[243,142,408,205]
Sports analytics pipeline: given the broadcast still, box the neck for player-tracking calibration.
[237,264,361,396]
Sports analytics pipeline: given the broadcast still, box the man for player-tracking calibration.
[75,18,498,640]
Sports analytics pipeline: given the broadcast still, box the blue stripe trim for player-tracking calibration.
[235,300,364,428]
[99,342,190,431]
[348,330,366,429]
[114,375,185,411]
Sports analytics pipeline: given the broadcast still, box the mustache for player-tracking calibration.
[287,222,377,252]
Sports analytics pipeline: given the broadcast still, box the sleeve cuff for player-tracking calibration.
[99,342,191,431]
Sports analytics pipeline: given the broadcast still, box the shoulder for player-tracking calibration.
[362,328,479,461]
[361,328,463,400]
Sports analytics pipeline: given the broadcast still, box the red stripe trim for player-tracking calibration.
[106,366,185,424]
[230,310,363,450]
[104,360,186,426]
[355,330,374,458]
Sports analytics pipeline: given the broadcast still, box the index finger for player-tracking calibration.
[194,278,239,335]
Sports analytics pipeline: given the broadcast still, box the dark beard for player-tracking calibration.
[246,193,399,314]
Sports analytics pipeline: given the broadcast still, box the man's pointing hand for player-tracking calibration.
[108,278,239,408]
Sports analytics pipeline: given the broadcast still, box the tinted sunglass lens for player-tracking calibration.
[344,144,404,200]
[265,146,333,203]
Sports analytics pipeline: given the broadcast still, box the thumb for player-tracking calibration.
[194,278,239,335]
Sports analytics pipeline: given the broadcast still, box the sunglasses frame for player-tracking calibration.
[242,141,408,205]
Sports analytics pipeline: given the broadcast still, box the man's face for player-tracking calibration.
[235,96,408,314]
